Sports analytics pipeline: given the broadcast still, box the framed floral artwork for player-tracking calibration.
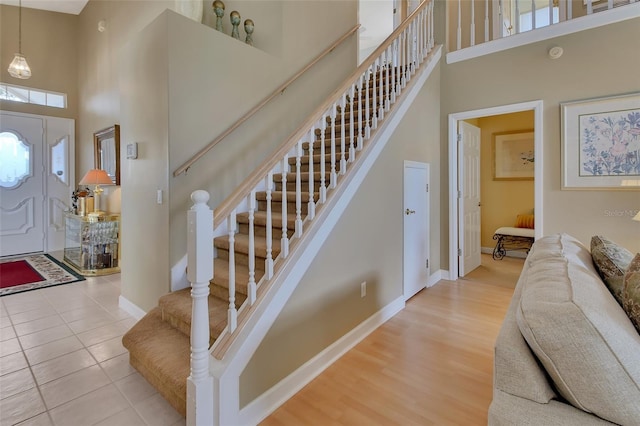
[493,130,535,181]
[561,92,640,190]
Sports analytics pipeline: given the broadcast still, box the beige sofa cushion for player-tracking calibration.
[516,234,640,425]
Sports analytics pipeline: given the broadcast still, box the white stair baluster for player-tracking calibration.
[340,94,347,174]
[248,191,257,304]
[358,75,364,150]
[385,47,391,111]
[378,53,385,121]
[515,0,521,34]
[372,60,378,129]
[265,173,274,279]
[330,103,338,188]
[349,84,356,161]
[186,190,214,426]
[295,139,303,237]
[227,210,237,332]
[320,113,327,203]
[307,128,316,220]
[391,44,397,105]
[280,157,289,259]
[365,68,371,139]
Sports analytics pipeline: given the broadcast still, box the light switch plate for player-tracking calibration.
[126,142,138,159]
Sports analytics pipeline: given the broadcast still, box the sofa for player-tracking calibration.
[488,233,640,425]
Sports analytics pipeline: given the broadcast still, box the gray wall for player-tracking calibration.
[441,17,640,260]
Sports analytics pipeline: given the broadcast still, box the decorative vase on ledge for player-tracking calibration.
[175,0,203,23]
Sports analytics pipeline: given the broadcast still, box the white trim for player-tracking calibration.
[428,269,445,287]
[118,295,146,320]
[448,100,543,280]
[171,253,189,291]
[238,296,405,425]
[446,3,640,63]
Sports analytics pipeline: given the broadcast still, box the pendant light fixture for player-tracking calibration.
[8,0,32,79]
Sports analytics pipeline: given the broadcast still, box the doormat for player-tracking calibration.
[0,254,85,297]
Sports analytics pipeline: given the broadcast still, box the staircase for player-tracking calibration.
[122,71,400,416]
[122,1,437,422]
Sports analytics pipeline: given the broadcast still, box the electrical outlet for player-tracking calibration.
[360,281,366,298]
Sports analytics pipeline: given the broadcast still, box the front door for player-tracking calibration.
[0,111,74,257]
[458,121,481,276]
[0,113,45,256]
[403,161,430,300]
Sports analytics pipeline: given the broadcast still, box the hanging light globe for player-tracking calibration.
[8,54,31,79]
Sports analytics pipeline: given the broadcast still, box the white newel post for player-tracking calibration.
[186,190,214,426]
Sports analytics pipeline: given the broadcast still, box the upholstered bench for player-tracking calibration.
[492,227,535,260]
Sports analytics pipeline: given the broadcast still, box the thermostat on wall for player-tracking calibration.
[126,142,138,159]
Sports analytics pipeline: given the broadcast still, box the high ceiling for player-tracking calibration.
[0,0,89,15]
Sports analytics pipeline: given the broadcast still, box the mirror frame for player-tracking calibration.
[94,124,120,185]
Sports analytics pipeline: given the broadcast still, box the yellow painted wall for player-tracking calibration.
[474,112,534,249]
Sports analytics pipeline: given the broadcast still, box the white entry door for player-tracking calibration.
[403,161,430,300]
[458,121,481,276]
[0,111,74,257]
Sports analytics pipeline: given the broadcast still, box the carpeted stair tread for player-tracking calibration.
[272,171,330,183]
[158,288,229,341]
[288,152,353,166]
[214,233,282,258]
[212,257,260,293]
[121,307,189,416]
[237,210,298,229]
[255,191,312,203]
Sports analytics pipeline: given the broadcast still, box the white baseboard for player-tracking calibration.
[118,295,146,320]
[238,296,406,426]
[171,254,189,292]
[428,269,446,287]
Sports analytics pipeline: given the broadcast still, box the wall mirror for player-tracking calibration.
[94,124,120,185]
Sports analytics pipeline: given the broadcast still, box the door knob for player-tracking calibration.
[405,208,415,215]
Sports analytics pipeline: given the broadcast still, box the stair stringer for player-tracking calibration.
[205,46,442,426]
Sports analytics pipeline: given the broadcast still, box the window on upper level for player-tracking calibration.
[0,82,66,109]
[499,0,560,36]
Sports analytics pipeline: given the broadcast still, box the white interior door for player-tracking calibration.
[403,161,430,300]
[458,121,481,276]
[0,113,46,256]
[0,112,74,257]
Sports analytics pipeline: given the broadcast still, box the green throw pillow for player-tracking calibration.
[590,235,634,305]
[623,253,640,333]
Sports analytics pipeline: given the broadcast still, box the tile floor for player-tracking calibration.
[0,264,185,426]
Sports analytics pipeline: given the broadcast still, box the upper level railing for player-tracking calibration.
[173,24,360,177]
[449,0,638,61]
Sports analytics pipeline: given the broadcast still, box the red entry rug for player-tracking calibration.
[0,254,85,297]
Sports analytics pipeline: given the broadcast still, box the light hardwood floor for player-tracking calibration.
[261,254,523,425]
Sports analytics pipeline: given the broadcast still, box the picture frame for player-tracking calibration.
[561,92,640,190]
[94,124,120,186]
[492,130,534,181]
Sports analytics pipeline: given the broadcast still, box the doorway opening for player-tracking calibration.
[448,100,543,280]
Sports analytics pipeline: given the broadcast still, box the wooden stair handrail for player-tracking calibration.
[214,0,432,225]
[173,24,361,177]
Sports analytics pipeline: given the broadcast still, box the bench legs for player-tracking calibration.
[492,234,534,260]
